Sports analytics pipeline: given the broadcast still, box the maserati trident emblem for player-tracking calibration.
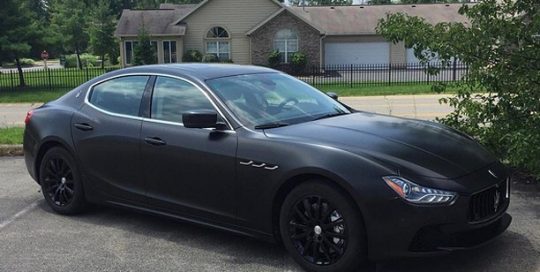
[493,190,501,212]
[488,169,498,179]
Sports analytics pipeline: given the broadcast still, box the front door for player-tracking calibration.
[141,76,238,223]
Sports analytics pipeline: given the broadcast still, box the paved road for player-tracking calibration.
[1,157,539,272]
[0,95,453,127]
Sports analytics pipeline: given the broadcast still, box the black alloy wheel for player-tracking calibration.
[39,147,87,214]
[280,180,368,272]
[288,196,347,266]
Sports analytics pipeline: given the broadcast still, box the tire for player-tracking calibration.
[279,180,368,272]
[39,147,87,214]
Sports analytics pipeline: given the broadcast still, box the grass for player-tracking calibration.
[316,83,459,97]
[0,89,68,103]
[0,127,24,145]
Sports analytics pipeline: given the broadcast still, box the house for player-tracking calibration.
[114,0,468,67]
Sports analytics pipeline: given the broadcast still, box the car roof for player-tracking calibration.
[117,63,279,80]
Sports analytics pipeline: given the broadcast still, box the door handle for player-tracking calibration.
[144,137,167,146]
[74,123,94,131]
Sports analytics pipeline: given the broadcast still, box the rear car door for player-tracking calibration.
[71,75,151,203]
[140,76,238,224]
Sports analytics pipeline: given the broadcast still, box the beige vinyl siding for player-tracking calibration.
[323,35,406,65]
[182,0,281,64]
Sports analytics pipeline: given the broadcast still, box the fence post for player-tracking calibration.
[9,70,15,91]
[85,66,89,81]
[452,59,457,81]
[388,63,392,85]
[47,67,52,91]
[350,64,353,88]
[426,63,430,85]
[312,65,316,86]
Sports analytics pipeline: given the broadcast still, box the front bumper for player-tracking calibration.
[363,177,511,261]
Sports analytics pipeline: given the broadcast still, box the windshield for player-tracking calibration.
[206,73,350,128]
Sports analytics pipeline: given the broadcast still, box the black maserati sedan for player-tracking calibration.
[24,64,511,272]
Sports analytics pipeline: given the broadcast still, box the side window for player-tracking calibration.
[151,77,215,123]
[89,76,149,116]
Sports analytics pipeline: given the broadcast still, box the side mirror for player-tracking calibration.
[326,92,339,100]
[183,110,219,129]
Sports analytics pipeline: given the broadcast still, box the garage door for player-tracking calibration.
[325,42,390,66]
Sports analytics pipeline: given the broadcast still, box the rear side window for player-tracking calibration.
[89,76,149,116]
[151,76,215,123]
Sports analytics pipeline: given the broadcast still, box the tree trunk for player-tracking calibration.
[101,54,105,69]
[76,47,82,70]
[15,58,26,88]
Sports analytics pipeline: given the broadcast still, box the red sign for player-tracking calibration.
[41,50,49,60]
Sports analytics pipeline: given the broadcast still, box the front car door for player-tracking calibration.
[72,75,151,203]
[140,76,238,224]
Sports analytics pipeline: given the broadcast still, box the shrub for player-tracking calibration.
[220,58,234,63]
[202,53,219,63]
[268,50,281,68]
[64,54,101,68]
[19,58,35,67]
[182,49,203,62]
[290,52,307,74]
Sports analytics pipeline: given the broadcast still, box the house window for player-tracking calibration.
[125,41,138,65]
[125,40,158,65]
[273,29,298,63]
[205,26,230,61]
[163,41,177,63]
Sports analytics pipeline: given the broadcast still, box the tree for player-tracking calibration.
[133,26,157,65]
[88,0,117,69]
[0,0,40,87]
[50,0,89,69]
[289,0,353,6]
[376,0,540,178]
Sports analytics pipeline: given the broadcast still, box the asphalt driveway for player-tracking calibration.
[1,157,539,272]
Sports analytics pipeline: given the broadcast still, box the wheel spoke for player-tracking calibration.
[294,206,310,223]
[289,221,308,230]
[302,239,313,257]
[323,236,343,255]
[323,218,344,229]
[325,232,346,240]
[302,199,313,220]
[291,232,309,240]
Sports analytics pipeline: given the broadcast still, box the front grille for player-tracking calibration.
[468,180,508,222]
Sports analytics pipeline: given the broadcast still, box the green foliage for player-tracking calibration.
[64,54,101,68]
[202,54,219,63]
[290,52,308,73]
[19,58,35,67]
[377,0,540,178]
[268,50,281,68]
[133,27,157,65]
[88,0,117,69]
[182,49,203,62]
[289,0,353,5]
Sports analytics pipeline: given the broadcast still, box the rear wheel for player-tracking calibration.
[39,147,87,214]
[279,180,368,272]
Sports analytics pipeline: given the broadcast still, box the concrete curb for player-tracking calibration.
[0,145,23,157]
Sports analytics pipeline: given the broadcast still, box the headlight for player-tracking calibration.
[383,176,457,204]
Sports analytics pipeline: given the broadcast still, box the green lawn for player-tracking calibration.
[0,89,68,103]
[316,84,458,97]
[0,127,24,145]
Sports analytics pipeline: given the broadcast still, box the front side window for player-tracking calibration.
[89,76,149,116]
[163,41,177,63]
[207,73,349,128]
[205,26,230,61]
[151,76,215,123]
[273,29,298,63]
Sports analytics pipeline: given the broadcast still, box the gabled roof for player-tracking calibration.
[115,7,195,37]
[172,0,284,25]
[246,7,325,36]
[290,3,469,36]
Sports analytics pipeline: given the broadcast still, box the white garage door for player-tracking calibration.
[325,42,390,66]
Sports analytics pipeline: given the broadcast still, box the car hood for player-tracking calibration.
[264,112,497,179]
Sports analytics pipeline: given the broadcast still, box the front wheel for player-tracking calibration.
[39,147,88,214]
[279,180,369,272]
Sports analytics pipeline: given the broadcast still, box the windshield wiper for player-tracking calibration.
[313,112,349,121]
[254,122,289,129]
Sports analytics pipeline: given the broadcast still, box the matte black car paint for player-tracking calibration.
[24,64,511,261]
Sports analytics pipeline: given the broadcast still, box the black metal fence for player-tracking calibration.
[0,62,468,92]
[0,67,119,92]
[291,62,468,87]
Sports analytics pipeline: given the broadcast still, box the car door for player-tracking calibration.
[71,75,151,203]
[141,76,238,223]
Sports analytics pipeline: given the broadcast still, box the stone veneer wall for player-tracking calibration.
[250,11,321,67]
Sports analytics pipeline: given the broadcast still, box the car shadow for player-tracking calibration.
[37,200,538,272]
